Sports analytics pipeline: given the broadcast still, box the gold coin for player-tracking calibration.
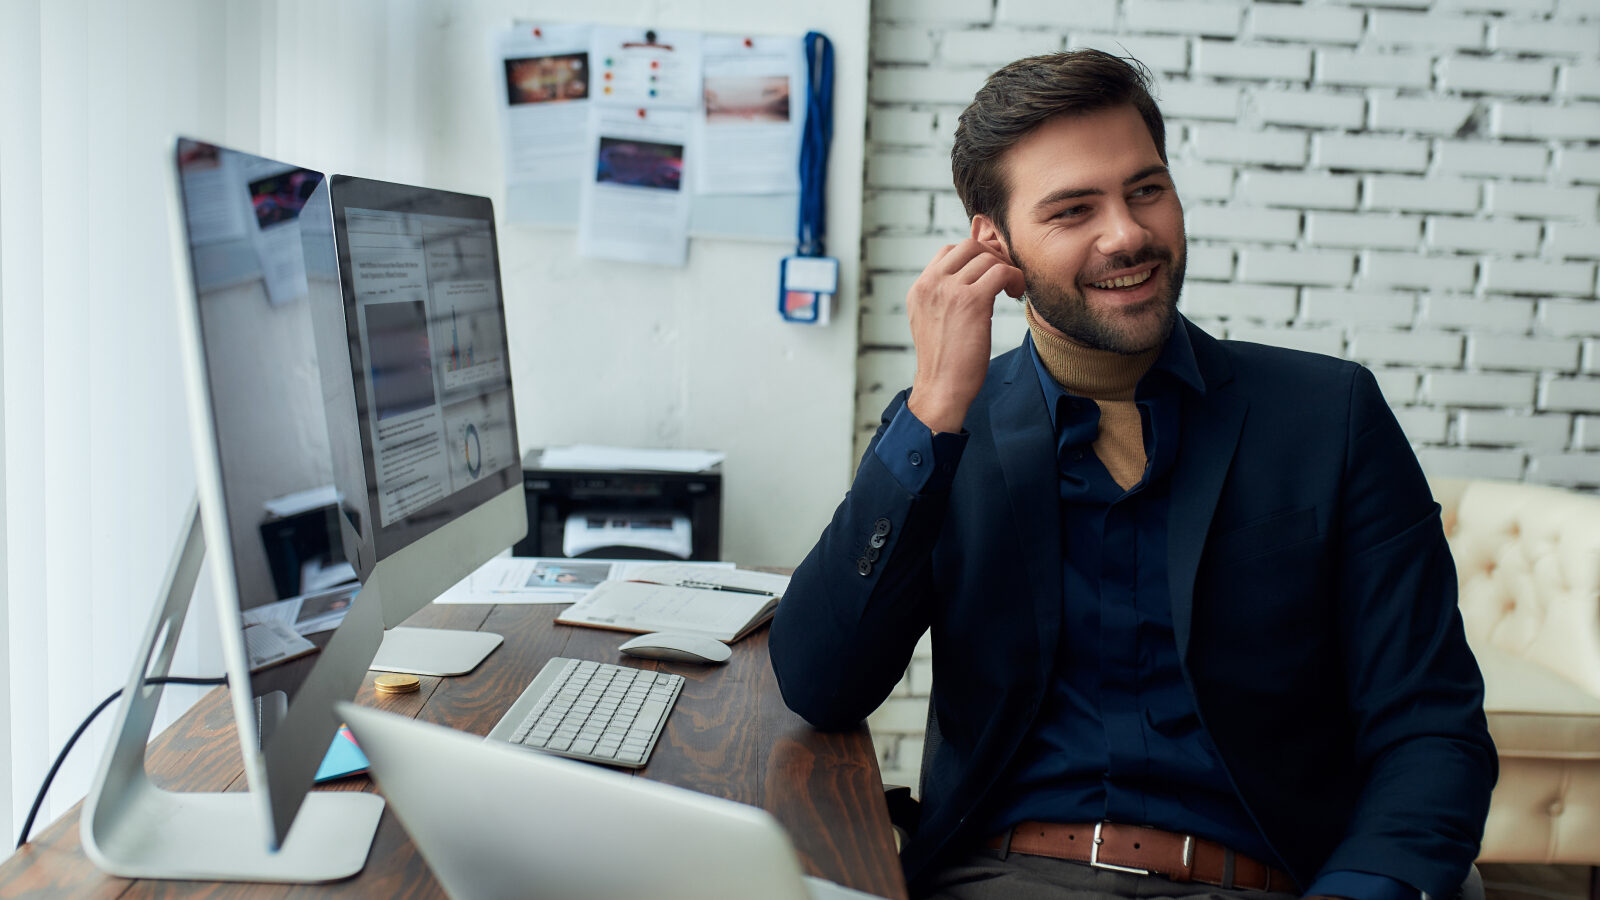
[374,673,421,694]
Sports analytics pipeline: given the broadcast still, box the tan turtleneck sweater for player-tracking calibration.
[1024,302,1160,491]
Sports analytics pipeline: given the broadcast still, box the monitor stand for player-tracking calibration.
[81,501,384,882]
[369,625,503,677]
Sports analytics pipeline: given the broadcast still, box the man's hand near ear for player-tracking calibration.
[905,237,1026,435]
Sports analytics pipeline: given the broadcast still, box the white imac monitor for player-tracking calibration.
[80,138,385,882]
[299,175,526,675]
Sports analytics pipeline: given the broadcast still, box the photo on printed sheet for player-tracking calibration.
[504,52,590,105]
[594,137,685,191]
[704,75,791,124]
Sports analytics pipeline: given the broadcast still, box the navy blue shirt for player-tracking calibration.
[873,328,1420,900]
[983,326,1274,864]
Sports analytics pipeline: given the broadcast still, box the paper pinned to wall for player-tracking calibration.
[243,165,319,305]
[497,23,593,226]
[589,27,703,108]
[179,146,261,293]
[494,23,800,242]
[694,35,805,196]
[178,142,249,246]
[577,106,693,266]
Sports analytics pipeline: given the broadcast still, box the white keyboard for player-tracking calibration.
[484,657,683,769]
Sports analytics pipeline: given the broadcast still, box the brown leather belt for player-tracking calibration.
[984,821,1295,892]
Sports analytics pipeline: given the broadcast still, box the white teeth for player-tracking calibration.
[1091,269,1153,289]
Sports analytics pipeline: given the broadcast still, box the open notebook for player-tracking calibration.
[555,565,790,642]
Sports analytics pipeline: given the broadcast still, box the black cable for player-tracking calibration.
[15,675,227,850]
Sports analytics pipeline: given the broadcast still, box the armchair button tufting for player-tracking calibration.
[1548,800,1564,817]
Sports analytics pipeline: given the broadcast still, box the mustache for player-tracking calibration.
[1080,245,1174,283]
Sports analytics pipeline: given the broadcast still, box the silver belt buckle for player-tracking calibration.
[1089,821,1152,875]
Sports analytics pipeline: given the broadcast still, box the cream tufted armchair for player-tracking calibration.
[1431,477,1600,878]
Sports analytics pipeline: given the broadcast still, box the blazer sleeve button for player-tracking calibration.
[873,518,892,537]
[856,557,873,576]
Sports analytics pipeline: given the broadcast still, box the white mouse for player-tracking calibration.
[617,631,732,665]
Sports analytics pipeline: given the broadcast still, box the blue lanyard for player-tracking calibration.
[797,31,834,259]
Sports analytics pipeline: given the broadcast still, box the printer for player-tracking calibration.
[511,449,722,561]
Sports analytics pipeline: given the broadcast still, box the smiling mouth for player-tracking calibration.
[1089,268,1154,290]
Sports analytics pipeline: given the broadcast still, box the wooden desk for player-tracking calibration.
[0,602,909,899]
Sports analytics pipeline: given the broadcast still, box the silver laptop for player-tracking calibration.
[338,702,886,900]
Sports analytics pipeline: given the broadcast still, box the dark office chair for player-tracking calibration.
[880,696,1485,900]
[882,694,943,849]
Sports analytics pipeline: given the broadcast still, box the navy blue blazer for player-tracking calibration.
[770,318,1496,897]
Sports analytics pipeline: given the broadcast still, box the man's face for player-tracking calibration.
[977,105,1186,355]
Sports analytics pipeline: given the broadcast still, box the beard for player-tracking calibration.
[1018,241,1186,355]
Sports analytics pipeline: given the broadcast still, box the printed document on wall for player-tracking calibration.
[577,107,693,266]
[588,27,703,108]
[240,161,320,305]
[496,23,593,225]
[695,35,804,195]
[179,144,259,293]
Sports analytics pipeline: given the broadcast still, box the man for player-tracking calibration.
[769,50,1495,900]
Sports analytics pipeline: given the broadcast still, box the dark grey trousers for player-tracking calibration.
[919,849,1303,900]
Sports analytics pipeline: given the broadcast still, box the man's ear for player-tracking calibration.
[971,214,1013,264]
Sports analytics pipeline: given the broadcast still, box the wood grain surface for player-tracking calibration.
[0,601,908,900]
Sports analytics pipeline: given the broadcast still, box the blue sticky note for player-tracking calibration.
[314,724,370,782]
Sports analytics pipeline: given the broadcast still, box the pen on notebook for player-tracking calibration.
[680,580,776,596]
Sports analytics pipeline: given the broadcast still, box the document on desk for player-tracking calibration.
[241,581,358,636]
[431,556,734,605]
[556,573,782,642]
[628,563,790,596]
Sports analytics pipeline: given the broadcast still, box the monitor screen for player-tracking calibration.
[176,139,338,612]
[301,176,526,645]
[326,178,520,563]
[171,138,384,851]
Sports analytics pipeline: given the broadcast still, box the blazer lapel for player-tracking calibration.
[984,348,1063,685]
[1168,321,1247,664]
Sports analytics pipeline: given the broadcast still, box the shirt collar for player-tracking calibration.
[1028,315,1206,432]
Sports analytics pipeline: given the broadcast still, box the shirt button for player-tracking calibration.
[909,451,923,466]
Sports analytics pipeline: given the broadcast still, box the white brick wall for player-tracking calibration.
[857,0,1600,791]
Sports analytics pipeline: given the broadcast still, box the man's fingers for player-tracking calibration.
[973,261,1025,299]
[953,246,1013,286]
[934,239,989,276]
[1004,264,1027,298]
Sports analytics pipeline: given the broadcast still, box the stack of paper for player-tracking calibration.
[431,556,736,605]
[538,445,725,473]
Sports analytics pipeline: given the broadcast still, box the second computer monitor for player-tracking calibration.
[301,175,525,638]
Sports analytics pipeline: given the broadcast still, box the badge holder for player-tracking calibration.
[781,31,836,325]
[779,255,837,324]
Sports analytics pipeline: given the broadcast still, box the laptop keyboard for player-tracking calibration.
[487,657,683,769]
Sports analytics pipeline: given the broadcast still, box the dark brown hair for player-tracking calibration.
[952,49,1166,233]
